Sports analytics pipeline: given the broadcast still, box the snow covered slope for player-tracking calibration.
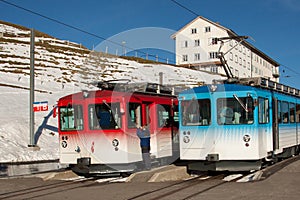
[0,20,222,162]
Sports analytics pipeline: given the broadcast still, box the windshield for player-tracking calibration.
[89,103,121,130]
[217,97,254,125]
[181,99,211,126]
[59,105,83,131]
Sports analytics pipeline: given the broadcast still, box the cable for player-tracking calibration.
[170,0,300,79]
[0,0,107,41]
[170,0,199,17]
[0,0,176,63]
[280,64,300,77]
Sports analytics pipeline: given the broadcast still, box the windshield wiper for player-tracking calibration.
[102,100,119,127]
[233,94,248,112]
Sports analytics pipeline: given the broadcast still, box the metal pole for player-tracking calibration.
[159,72,163,85]
[29,28,35,147]
[122,41,126,56]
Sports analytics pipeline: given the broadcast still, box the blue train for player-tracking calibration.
[179,77,300,171]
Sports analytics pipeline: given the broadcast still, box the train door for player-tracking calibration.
[272,97,279,151]
[257,96,273,159]
[142,101,155,158]
[171,103,179,156]
[142,102,152,129]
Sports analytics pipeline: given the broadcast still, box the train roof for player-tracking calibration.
[179,77,300,98]
[179,83,255,95]
[58,90,119,101]
[58,86,178,103]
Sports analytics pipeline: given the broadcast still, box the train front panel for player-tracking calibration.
[179,84,273,171]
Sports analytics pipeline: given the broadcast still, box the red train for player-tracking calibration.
[56,82,179,176]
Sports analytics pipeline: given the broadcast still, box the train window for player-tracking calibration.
[258,97,269,124]
[60,105,83,131]
[296,104,300,123]
[281,101,289,123]
[157,104,171,128]
[217,97,254,125]
[181,99,211,126]
[174,105,179,128]
[277,100,282,123]
[290,103,295,123]
[128,103,142,128]
[88,103,121,130]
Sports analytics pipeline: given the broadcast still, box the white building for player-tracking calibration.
[172,16,280,81]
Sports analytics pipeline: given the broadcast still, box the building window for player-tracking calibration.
[211,37,218,45]
[182,55,188,62]
[229,52,233,60]
[211,66,218,73]
[194,39,200,46]
[205,26,211,33]
[209,52,218,59]
[194,53,200,61]
[208,37,218,45]
[191,28,197,34]
[235,55,238,63]
[235,69,239,77]
[182,40,188,48]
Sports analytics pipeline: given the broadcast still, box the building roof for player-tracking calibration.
[171,16,280,67]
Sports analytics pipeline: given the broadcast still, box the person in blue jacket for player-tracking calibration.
[136,125,151,170]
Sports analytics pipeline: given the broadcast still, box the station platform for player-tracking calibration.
[125,165,190,182]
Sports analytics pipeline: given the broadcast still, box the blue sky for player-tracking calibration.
[0,0,300,88]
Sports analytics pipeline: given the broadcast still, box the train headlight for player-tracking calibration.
[112,139,119,147]
[61,141,67,148]
[209,84,217,92]
[82,90,89,98]
[183,136,190,143]
[243,134,251,142]
[112,139,119,151]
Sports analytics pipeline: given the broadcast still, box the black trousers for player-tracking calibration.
[141,146,150,153]
[141,146,151,169]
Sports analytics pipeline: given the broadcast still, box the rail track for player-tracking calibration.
[0,176,123,199]
[127,173,242,200]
